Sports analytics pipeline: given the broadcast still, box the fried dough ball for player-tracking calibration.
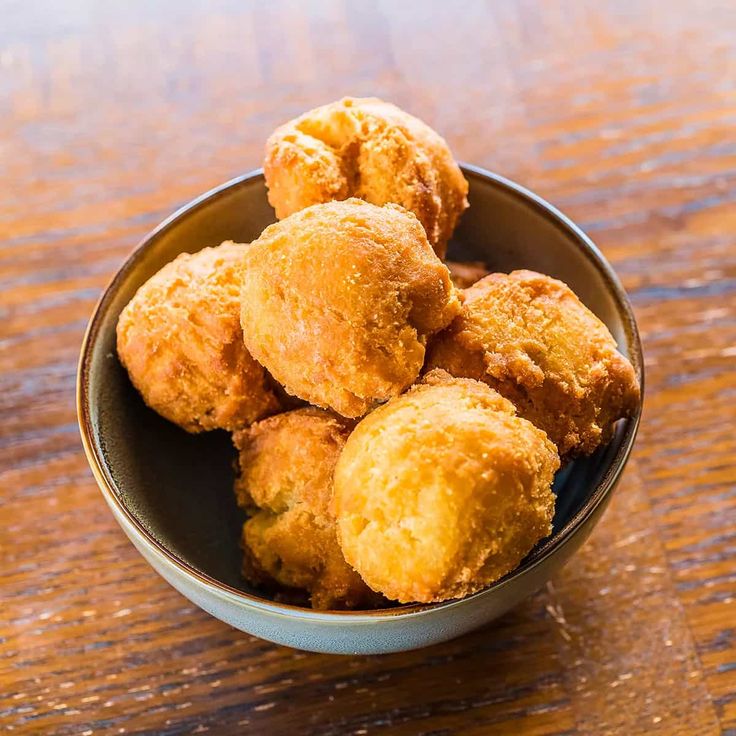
[116,242,280,433]
[334,371,560,604]
[426,270,640,458]
[446,259,489,289]
[233,408,380,610]
[264,97,469,257]
[240,199,461,418]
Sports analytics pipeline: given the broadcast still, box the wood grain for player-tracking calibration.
[1,1,735,733]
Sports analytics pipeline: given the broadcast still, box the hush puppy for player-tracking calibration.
[234,408,380,610]
[240,198,461,418]
[427,270,640,458]
[116,242,280,433]
[264,97,468,257]
[334,371,560,604]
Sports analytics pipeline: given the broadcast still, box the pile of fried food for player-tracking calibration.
[117,97,640,609]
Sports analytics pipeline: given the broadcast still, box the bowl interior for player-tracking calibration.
[81,168,642,605]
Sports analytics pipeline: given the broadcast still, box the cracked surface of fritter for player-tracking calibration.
[234,408,381,610]
[334,371,560,604]
[116,242,280,433]
[264,97,469,257]
[426,270,641,458]
[240,198,461,418]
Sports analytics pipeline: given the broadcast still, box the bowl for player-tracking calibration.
[77,165,643,655]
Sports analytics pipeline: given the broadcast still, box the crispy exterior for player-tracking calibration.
[446,259,490,289]
[264,97,469,257]
[116,242,280,433]
[334,371,560,604]
[233,408,380,610]
[427,270,641,458]
[240,199,461,418]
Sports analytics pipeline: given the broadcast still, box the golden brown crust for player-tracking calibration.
[116,242,280,433]
[264,97,469,257]
[334,372,560,604]
[233,407,349,514]
[233,408,381,610]
[426,270,641,458]
[240,198,462,418]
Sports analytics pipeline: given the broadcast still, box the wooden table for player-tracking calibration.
[2,2,735,734]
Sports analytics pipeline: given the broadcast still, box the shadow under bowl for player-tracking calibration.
[77,165,643,654]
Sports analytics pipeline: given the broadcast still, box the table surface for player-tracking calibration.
[2,2,735,734]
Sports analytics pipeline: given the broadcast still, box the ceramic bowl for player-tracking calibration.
[77,165,643,654]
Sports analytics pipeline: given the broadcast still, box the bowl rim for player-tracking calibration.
[77,164,644,622]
